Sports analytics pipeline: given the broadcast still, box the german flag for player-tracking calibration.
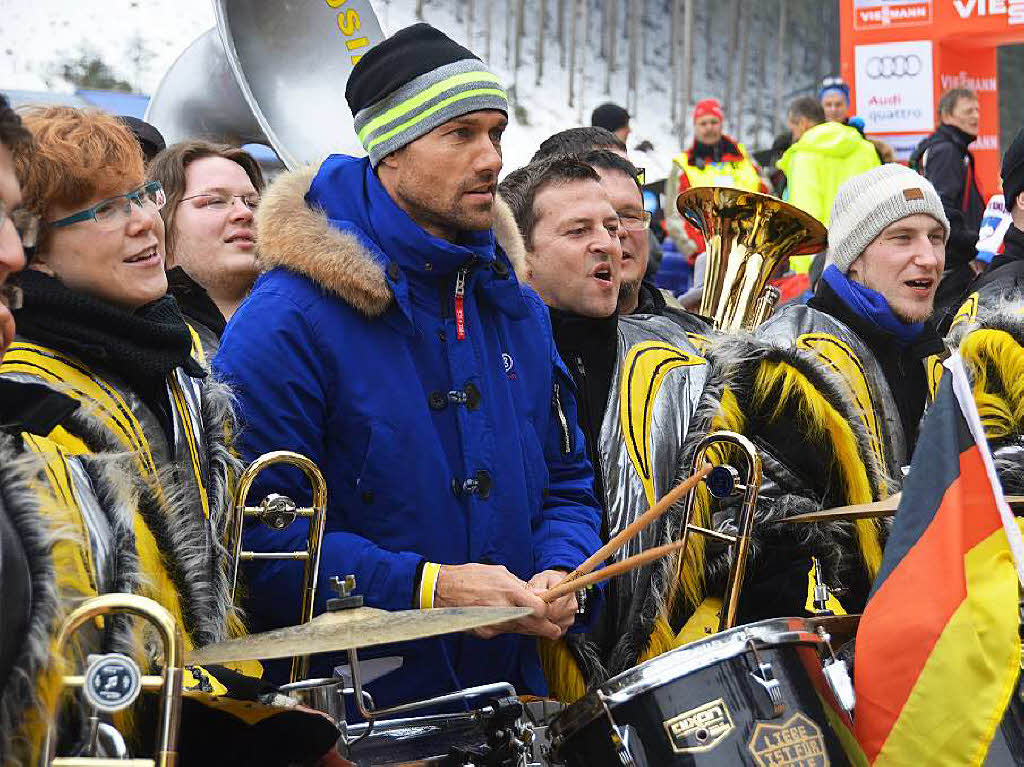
[854,354,1024,765]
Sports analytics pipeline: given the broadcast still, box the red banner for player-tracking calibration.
[841,0,1024,193]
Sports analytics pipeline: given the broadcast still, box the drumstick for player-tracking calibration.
[540,538,690,603]
[555,464,712,588]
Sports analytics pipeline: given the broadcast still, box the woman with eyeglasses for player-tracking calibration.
[0,107,345,764]
[148,141,264,352]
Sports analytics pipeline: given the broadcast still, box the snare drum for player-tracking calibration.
[550,618,854,766]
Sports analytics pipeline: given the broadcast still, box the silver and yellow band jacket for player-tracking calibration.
[947,272,1024,495]
[534,309,887,702]
[0,339,338,764]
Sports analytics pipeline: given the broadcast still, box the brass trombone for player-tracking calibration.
[675,431,762,631]
[44,593,183,767]
[229,451,328,683]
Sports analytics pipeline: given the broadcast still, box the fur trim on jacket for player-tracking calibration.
[256,166,527,317]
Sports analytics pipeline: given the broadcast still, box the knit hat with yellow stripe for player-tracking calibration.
[346,23,508,167]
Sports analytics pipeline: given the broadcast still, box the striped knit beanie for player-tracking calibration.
[827,164,950,273]
[346,23,508,167]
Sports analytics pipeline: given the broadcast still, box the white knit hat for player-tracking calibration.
[826,164,950,273]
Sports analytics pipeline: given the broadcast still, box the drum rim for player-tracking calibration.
[550,616,827,741]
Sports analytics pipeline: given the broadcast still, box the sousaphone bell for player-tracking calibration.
[677,187,827,331]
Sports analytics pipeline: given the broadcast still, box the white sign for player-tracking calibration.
[855,40,934,134]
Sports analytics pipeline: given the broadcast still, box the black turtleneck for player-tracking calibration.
[633,280,667,315]
[809,279,944,455]
[548,307,618,523]
[13,271,205,446]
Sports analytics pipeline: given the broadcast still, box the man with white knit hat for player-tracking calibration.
[759,164,949,479]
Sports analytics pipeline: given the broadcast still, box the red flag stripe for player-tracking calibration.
[854,446,1002,761]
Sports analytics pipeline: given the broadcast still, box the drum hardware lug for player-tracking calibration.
[746,640,784,719]
[811,557,833,615]
[326,574,363,611]
[575,586,589,615]
[596,690,636,767]
[817,626,856,714]
[823,658,857,715]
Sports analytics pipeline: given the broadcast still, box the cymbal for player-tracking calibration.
[187,606,532,666]
[781,495,1024,524]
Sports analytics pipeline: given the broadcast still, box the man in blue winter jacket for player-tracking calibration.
[213,23,603,709]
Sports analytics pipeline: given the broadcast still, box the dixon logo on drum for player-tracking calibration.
[747,712,830,767]
[663,698,734,754]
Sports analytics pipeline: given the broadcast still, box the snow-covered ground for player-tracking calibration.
[0,0,778,181]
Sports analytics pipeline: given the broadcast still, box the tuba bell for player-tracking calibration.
[676,187,827,332]
[145,0,386,169]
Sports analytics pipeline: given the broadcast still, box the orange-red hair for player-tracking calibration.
[15,107,144,235]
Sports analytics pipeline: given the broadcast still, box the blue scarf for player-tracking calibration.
[821,265,925,348]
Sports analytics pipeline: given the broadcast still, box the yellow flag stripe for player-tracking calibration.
[875,527,1020,766]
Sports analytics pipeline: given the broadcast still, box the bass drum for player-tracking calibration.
[549,618,855,766]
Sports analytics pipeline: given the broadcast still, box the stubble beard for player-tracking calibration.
[398,177,496,237]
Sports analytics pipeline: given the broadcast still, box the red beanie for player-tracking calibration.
[693,98,725,124]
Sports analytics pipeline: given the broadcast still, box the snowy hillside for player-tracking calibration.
[0,0,839,181]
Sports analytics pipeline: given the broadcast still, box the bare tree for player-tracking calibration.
[628,0,640,115]
[724,0,741,122]
[670,0,681,124]
[703,1,713,83]
[559,0,567,68]
[751,2,768,147]
[466,0,475,44]
[670,0,680,70]
[415,0,424,20]
[577,0,588,123]
[735,0,751,141]
[456,0,463,23]
[483,0,493,61]
[568,0,579,107]
[536,0,546,86]
[506,0,518,68]
[515,0,526,69]
[607,0,619,93]
[604,0,614,94]
[679,0,694,147]
[773,0,788,137]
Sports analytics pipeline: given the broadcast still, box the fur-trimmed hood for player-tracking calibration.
[255,164,526,318]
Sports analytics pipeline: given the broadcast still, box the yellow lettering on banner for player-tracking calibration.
[347,37,369,51]
[337,8,361,35]
[325,0,348,7]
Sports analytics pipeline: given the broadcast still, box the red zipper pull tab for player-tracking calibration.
[454,267,468,341]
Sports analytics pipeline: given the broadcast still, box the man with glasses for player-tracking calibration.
[148,141,265,350]
[581,149,702,328]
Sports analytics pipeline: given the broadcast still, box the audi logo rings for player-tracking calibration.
[866,55,922,79]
